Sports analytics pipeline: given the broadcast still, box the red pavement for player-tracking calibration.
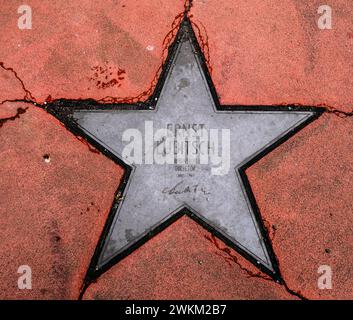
[192,0,353,114]
[0,0,184,104]
[0,102,123,299]
[248,113,353,299]
[0,0,352,299]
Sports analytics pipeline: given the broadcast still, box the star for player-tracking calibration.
[47,18,321,281]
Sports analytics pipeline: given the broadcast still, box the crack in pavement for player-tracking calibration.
[276,102,353,119]
[0,62,36,103]
[325,106,353,118]
[0,106,28,128]
[204,234,273,281]
[251,217,308,300]
[190,18,212,75]
[203,233,307,300]
[96,0,193,105]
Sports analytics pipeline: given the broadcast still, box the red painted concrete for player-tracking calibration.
[247,114,353,299]
[0,63,27,104]
[0,102,123,299]
[0,0,351,113]
[191,0,353,114]
[0,0,352,300]
[83,216,295,300]
[0,0,185,104]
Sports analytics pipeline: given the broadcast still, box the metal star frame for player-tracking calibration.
[46,17,323,284]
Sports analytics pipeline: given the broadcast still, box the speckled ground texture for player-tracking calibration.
[0,0,352,300]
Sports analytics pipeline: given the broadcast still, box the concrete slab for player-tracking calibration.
[0,0,185,103]
[191,0,353,114]
[247,114,353,299]
[0,102,123,299]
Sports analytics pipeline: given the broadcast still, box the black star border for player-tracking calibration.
[45,17,324,285]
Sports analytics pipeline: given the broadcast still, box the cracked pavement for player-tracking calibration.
[0,0,352,300]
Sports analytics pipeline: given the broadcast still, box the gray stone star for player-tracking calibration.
[50,19,320,280]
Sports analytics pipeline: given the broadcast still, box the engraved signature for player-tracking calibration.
[162,181,210,196]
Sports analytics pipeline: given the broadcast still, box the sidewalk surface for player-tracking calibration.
[0,0,352,300]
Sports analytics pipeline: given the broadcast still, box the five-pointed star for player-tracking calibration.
[48,18,320,280]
